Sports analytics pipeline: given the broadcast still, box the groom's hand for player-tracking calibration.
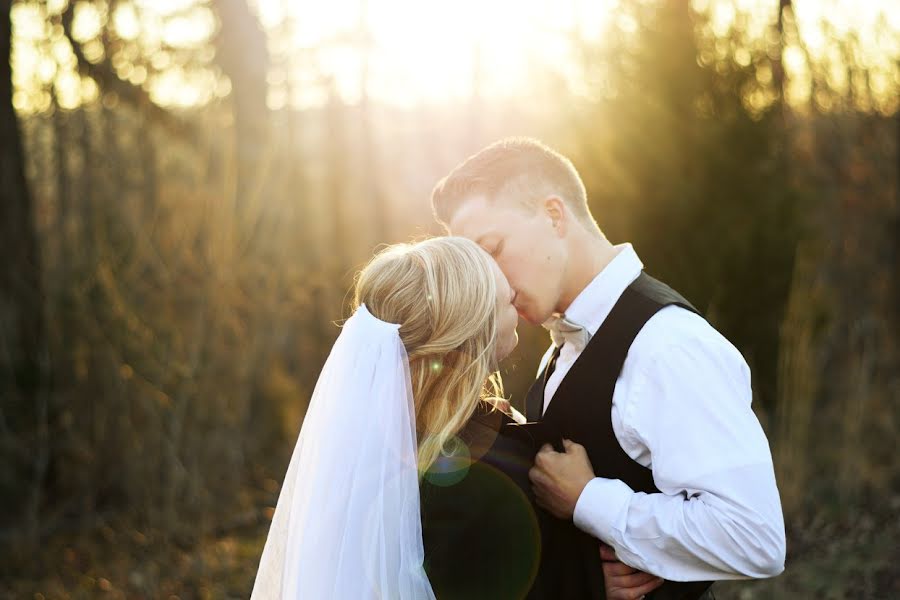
[528,439,594,519]
[599,543,665,600]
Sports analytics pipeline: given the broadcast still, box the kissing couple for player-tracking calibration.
[250,138,786,599]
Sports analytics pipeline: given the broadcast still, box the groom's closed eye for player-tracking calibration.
[490,240,505,257]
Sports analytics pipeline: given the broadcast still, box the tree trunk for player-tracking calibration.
[0,0,50,546]
[214,0,270,222]
[773,0,792,106]
[358,0,389,243]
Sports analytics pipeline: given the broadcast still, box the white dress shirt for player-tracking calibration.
[536,243,786,581]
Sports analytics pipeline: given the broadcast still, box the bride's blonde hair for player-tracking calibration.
[352,236,505,476]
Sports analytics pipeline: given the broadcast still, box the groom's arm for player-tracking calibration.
[571,324,786,582]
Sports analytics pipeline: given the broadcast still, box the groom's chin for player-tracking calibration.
[518,311,543,327]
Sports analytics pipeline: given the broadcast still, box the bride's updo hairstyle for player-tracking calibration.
[352,236,505,476]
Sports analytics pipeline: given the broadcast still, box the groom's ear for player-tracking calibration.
[542,196,567,236]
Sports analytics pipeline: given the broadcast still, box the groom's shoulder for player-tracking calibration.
[633,304,745,366]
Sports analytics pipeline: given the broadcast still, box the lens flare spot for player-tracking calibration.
[424,437,471,487]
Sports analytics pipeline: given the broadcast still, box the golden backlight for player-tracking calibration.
[9,0,900,114]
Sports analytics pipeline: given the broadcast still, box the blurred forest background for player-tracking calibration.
[1,0,897,598]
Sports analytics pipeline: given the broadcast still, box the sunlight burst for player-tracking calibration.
[8,0,900,114]
[256,0,616,108]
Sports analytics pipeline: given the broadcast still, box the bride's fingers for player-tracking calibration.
[607,570,662,589]
[599,543,618,561]
[610,574,665,599]
[602,560,640,577]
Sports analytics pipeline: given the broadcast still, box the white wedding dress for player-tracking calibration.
[250,304,435,599]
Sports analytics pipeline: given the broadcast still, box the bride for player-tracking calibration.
[251,236,523,599]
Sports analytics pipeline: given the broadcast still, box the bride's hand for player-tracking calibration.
[599,543,664,600]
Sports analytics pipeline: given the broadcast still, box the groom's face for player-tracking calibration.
[447,193,567,326]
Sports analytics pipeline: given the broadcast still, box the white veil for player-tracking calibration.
[251,304,435,599]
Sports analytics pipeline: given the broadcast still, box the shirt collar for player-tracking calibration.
[544,243,644,337]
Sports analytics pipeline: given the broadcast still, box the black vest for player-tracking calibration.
[522,272,714,600]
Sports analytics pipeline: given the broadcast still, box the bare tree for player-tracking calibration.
[214,0,270,222]
[0,0,50,548]
[772,0,792,108]
[357,0,389,243]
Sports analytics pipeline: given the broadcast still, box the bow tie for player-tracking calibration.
[543,314,591,352]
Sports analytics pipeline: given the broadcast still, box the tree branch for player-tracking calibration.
[61,4,200,144]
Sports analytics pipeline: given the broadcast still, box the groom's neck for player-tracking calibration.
[557,234,616,314]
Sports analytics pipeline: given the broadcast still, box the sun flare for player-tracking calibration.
[9,0,900,114]
[254,0,617,108]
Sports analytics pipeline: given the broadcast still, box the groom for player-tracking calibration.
[431,138,786,599]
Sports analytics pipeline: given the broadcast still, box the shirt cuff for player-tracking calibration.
[572,477,635,543]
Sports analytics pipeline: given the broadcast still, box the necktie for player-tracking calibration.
[525,344,561,421]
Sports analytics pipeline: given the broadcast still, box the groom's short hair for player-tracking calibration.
[431,137,596,230]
